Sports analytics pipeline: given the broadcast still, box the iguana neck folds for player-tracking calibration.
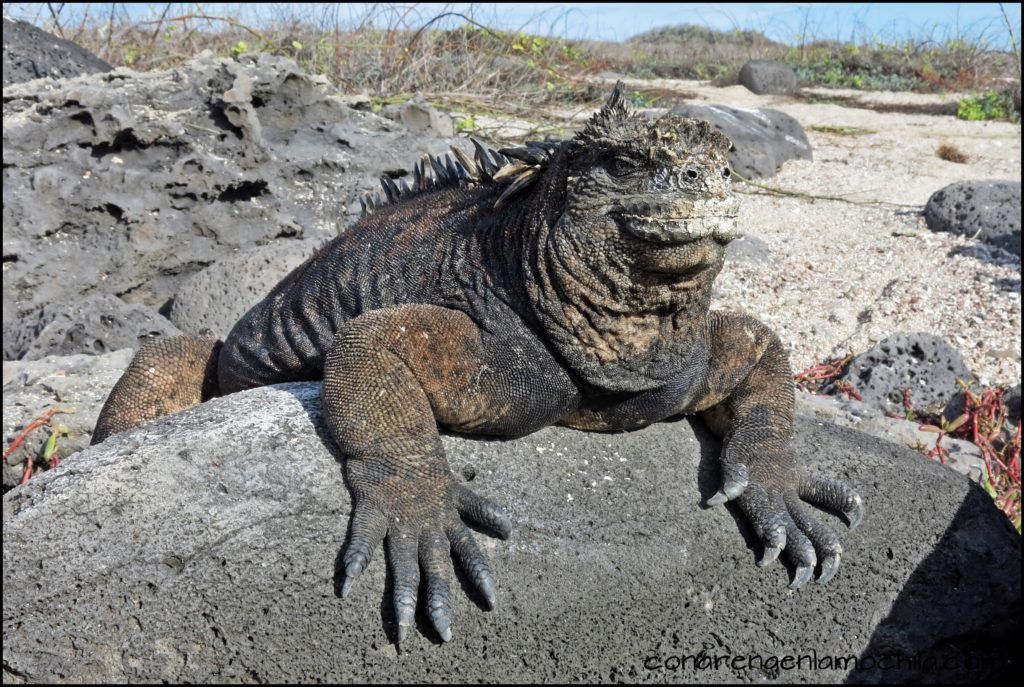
[526,210,723,393]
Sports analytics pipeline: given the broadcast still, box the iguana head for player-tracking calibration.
[517,83,741,392]
[564,83,738,249]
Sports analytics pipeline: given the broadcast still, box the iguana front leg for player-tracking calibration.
[322,304,579,643]
[697,312,862,588]
[562,311,862,588]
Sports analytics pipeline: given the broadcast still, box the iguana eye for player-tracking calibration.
[610,157,639,177]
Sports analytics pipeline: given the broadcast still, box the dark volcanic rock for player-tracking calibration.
[837,332,977,415]
[3,383,1018,682]
[169,239,324,338]
[1006,383,1022,427]
[924,180,1021,255]
[666,103,812,178]
[738,59,798,95]
[2,18,112,86]
[4,294,181,361]
[2,53,461,350]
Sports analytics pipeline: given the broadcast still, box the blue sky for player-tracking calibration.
[6,3,1021,47]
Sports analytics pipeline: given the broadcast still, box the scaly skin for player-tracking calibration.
[93,83,863,645]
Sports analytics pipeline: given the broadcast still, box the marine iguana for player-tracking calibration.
[93,83,863,644]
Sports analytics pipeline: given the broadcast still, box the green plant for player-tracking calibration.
[630,65,657,79]
[915,383,1021,531]
[797,360,1021,531]
[12,7,1020,117]
[455,115,479,133]
[627,91,656,108]
[957,90,1014,121]
[2,407,72,484]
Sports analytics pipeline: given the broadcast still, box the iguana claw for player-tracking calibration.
[341,456,508,644]
[734,461,860,587]
[818,553,841,584]
[789,565,815,589]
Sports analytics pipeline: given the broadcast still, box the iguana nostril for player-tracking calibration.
[722,168,731,178]
[686,169,698,179]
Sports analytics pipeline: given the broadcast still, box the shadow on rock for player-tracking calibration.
[847,483,1019,684]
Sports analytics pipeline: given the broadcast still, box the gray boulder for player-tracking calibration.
[2,18,112,86]
[738,59,798,95]
[725,233,776,264]
[3,383,1018,682]
[4,294,181,361]
[382,93,456,137]
[666,103,812,179]
[797,390,987,483]
[836,332,976,415]
[1,348,133,488]
[924,180,1021,255]
[2,53,460,346]
[170,239,324,338]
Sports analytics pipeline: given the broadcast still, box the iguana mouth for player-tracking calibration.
[617,197,740,244]
[621,214,739,244]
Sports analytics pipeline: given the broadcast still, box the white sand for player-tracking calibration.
[691,80,1021,386]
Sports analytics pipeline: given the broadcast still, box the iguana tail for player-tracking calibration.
[92,335,222,445]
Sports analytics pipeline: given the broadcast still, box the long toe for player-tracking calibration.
[786,497,843,584]
[708,459,749,506]
[738,485,788,568]
[387,530,420,643]
[799,476,864,529]
[448,524,498,609]
[420,527,455,642]
[341,502,389,598]
[784,521,817,590]
[455,483,513,539]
